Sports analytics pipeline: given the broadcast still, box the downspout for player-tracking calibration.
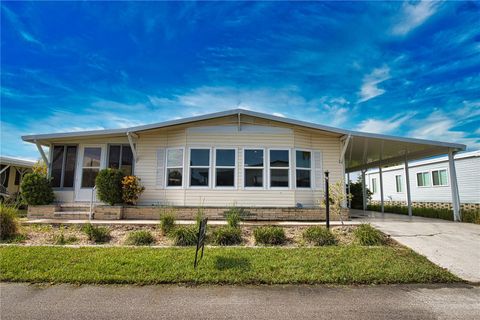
[126,132,138,163]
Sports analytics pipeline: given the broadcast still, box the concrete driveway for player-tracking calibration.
[351,209,480,283]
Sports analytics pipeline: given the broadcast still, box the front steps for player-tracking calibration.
[53,204,91,219]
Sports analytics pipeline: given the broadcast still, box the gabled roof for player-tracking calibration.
[21,108,466,150]
[21,108,466,172]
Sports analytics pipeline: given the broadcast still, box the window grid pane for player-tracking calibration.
[395,175,403,192]
[216,168,234,187]
[245,169,263,187]
[296,151,311,168]
[296,169,311,188]
[244,150,263,167]
[269,150,289,167]
[190,149,210,167]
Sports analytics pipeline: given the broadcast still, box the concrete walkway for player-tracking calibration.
[351,209,480,283]
[2,282,479,320]
[24,218,359,227]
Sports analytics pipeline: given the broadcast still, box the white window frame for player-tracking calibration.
[244,148,266,189]
[431,168,449,187]
[268,148,290,189]
[294,149,312,189]
[213,148,237,189]
[371,177,377,194]
[188,147,212,189]
[395,174,403,193]
[165,147,185,189]
[416,171,431,187]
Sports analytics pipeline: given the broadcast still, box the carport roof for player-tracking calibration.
[21,108,466,172]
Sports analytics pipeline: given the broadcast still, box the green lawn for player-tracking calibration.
[0,246,458,285]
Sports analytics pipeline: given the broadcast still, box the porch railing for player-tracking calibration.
[89,185,97,221]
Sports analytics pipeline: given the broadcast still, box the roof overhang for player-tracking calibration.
[0,156,35,168]
[21,108,466,170]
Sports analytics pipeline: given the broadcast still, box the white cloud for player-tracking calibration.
[2,5,43,47]
[391,1,442,36]
[408,107,480,150]
[358,66,391,103]
[356,112,415,134]
[273,112,286,118]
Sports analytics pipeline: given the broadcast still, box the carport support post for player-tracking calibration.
[361,169,367,212]
[448,149,461,222]
[404,155,412,217]
[379,166,384,213]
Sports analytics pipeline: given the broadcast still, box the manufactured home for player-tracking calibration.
[365,150,480,211]
[22,109,466,220]
[0,156,35,200]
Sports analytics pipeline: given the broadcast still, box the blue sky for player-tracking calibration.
[1,1,479,160]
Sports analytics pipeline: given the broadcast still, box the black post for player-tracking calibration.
[325,171,330,229]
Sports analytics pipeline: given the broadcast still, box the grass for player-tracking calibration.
[0,245,459,285]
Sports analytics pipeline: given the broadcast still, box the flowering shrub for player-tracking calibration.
[122,175,145,205]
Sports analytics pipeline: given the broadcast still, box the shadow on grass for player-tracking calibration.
[214,256,251,271]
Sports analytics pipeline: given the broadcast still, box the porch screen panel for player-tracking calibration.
[313,151,323,190]
[63,146,77,188]
[156,148,166,188]
[51,146,64,188]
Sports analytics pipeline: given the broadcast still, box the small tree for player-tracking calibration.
[32,160,47,176]
[95,169,124,206]
[20,173,55,205]
[318,179,351,225]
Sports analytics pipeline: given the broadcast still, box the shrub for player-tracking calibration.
[126,230,155,246]
[211,226,242,246]
[53,233,78,245]
[462,209,480,224]
[122,176,145,205]
[0,205,19,240]
[159,209,176,235]
[303,226,337,246]
[95,169,124,206]
[223,206,250,228]
[253,226,286,245]
[20,173,54,205]
[354,224,385,246]
[82,223,111,243]
[349,177,372,209]
[169,225,198,246]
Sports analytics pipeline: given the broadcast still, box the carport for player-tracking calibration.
[341,132,466,221]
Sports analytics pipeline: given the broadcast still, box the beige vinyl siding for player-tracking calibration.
[44,115,344,207]
[133,117,343,207]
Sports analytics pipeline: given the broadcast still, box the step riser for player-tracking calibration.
[59,207,90,212]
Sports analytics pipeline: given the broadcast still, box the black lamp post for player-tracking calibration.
[325,170,330,229]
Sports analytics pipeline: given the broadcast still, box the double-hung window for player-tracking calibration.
[108,145,133,176]
[269,149,289,188]
[395,175,403,192]
[417,171,430,187]
[432,169,448,186]
[215,149,235,187]
[295,150,311,188]
[190,148,210,187]
[371,178,377,193]
[166,148,183,187]
[244,149,264,188]
[51,145,77,188]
